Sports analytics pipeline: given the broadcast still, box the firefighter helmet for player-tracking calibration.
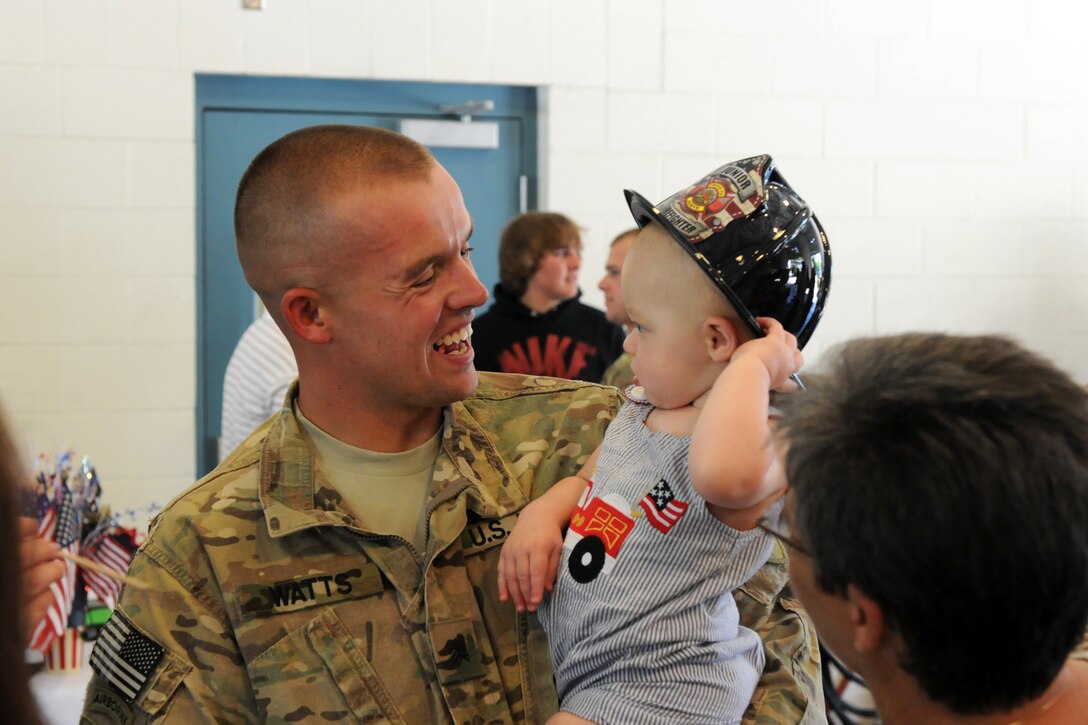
[624,154,831,349]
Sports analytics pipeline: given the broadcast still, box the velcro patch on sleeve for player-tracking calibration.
[90,612,165,703]
[84,684,136,724]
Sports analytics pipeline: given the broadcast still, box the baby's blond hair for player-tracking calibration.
[628,223,752,342]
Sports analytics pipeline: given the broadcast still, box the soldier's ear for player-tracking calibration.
[703,316,739,363]
[281,288,331,344]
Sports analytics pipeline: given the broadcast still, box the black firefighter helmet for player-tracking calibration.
[624,154,831,349]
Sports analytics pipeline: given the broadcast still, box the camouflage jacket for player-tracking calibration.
[600,351,635,391]
[81,374,823,724]
[737,541,826,724]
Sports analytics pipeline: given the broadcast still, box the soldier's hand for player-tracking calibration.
[497,505,563,613]
[19,516,65,641]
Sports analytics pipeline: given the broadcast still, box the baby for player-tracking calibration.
[498,155,831,724]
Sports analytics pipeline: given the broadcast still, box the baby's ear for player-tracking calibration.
[703,316,739,363]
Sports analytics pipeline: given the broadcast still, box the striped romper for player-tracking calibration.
[536,395,775,724]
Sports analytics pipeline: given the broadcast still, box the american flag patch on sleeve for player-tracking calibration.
[90,612,165,702]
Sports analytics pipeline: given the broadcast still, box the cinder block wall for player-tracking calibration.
[1,0,1086,510]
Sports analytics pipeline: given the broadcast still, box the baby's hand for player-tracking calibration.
[733,317,803,392]
[497,504,565,612]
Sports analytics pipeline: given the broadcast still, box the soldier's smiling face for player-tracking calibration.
[319,163,488,413]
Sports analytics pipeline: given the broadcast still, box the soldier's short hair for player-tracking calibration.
[778,333,1088,714]
[234,124,435,305]
[498,212,582,298]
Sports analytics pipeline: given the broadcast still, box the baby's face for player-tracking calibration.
[621,225,720,409]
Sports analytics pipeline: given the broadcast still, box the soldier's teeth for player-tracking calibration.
[450,325,471,343]
[434,325,472,352]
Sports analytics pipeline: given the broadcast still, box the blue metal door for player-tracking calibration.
[196,76,537,475]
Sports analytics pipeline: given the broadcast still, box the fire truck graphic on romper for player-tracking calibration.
[563,481,636,584]
[563,479,691,584]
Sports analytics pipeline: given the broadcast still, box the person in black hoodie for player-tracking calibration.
[472,212,626,383]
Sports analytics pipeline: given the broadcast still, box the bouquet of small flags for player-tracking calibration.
[24,452,142,671]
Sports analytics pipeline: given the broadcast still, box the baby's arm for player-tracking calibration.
[689,317,801,526]
[498,446,600,612]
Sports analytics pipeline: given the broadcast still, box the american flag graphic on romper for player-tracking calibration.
[27,485,80,652]
[639,479,689,534]
[90,612,165,702]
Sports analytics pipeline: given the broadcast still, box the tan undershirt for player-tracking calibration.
[295,403,441,555]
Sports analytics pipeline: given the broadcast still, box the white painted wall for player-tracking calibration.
[1,0,1086,510]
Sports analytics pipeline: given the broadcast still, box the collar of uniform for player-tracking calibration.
[256,384,529,540]
[432,397,529,521]
[257,402,340,538]
[258,382,396,538]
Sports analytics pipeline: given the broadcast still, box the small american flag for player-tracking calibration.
[45,627,83,673]
[90,612,164,702]
[639,479,689,534]
[82,528,136,610]
[27,485,80,652]
[54,484,81,547]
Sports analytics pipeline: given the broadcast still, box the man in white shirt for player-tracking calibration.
[218,309,297,461]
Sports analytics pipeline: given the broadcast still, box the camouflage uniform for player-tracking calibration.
[81,374,823,724]
[737,541,826,724]
[600,351,635,391]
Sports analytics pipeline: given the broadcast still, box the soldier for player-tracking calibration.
[81,127,821,723]
[598,228,637,390]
